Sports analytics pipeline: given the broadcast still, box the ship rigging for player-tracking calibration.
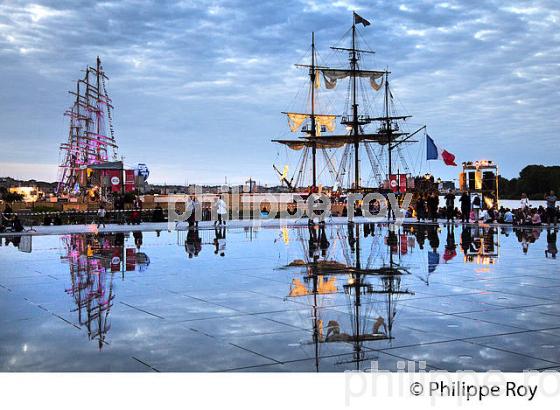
[273,13,428,194]
[56,57,118,196]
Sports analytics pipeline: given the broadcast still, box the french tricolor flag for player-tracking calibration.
[426,134,457,166]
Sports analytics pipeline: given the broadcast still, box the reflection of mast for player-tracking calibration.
[284,223,413,370]
[63,234,115,349]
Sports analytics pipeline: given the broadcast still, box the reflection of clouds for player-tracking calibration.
[1,226,559,371]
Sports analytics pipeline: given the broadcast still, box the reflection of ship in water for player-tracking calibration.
[60,232,150,349]
[283,223,413,370]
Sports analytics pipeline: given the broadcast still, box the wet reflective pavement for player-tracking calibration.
[1,223,559,372]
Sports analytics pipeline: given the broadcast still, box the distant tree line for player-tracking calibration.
[499,165,560,199]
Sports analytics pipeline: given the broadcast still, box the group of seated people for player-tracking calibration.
[405,203,559,226]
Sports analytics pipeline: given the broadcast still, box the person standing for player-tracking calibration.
[444,191,455,223]
[520,193,530,211]
[427,192,439,222]
[97,204,106,228]
[459,192,471,223]
[504,209,514,224]
[416,194,426,222]
[545,191,557,226]
[214,195,228,226]
[186,195,196,228]
[472,194,481,223]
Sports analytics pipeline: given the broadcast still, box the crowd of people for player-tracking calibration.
[0,203,24,232]
[410,190,558,226]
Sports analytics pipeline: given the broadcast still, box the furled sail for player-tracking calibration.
[286,112,337,135]
[321,69,384,90]
[273,138,346,150]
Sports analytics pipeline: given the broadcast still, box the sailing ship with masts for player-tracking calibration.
[272,12,429,197]
[57,57,119,197]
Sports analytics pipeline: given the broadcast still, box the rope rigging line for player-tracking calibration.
[336,145,351,189]
[321,148,338,183]
[100,72,117,160]
[295,146,310,188]
[364,142,384,187]
[396,145,411,175]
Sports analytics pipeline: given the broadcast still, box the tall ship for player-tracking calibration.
[272,13,428,195]
[56,57,119,196]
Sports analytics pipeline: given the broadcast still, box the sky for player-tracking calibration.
[0,0,559,186]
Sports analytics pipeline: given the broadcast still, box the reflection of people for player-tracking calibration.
[460,226,472,256]
[546,228,558,259]
[185,227,201,258]
[347,222,356,252]
[133,231,143,249]
[427,225,440,251]
[213,226,226,257]
[516,228,539,254]
[308,224,320,260]
[414,224,427,250]
[443,225,457,263]
[319,225,330,257]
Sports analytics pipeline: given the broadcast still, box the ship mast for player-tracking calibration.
[57,57,118,196]
[272,34,338,192]
[385,72,391,183]
[273,12,425,193]
[310,32,317,190]
[351,23,360,190]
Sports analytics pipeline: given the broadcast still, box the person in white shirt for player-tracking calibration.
[472,194,481,222]
[520,193,530,211]
[214,195,228,226]
[504,209,514,224]
[96,204,107,228]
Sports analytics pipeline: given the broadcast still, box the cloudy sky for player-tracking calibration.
[0,0,558,185]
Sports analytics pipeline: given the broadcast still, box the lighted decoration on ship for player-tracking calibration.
[56,57,145,200]
[56,57,118,196]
